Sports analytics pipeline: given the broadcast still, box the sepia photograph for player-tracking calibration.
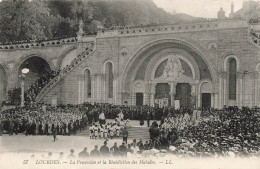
[0,0,259,169]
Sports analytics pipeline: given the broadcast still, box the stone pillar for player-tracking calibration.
[150,83,156,107]
[236,71,244,108]
[211,93,214,108]
[21,76,25,107]
[91,74,96,103]
[169,82,177,107]
[222,72,228,106]
[255,72,260,106]
[218,71,227,108]
[102,74,105,102]
[251,72,257,107]
[190,84,197,108]
[113,75,118,105]
[214,93,219,109]
[96,74,104,103]
[143,93,147,105]
[245,72,257,107]
[77,75,84,104]
[197,94,201,108]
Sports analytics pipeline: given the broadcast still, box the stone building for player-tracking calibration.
[1,18,260,109]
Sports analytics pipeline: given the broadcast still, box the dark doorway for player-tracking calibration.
[18,56,51,90]
[175,83,191,108]
[155,83,171,105]
[202,93,211,109]
[136,93,144,106]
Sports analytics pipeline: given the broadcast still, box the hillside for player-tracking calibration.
[0,0,198,43]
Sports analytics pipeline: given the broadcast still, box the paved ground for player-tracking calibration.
[0,134,130,156]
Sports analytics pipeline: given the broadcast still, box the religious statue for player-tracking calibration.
[162,57,185,79]
[77,19,84,36]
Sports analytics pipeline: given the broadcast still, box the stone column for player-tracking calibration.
[102,74,105,102]
[214,93,219,109]
[91,74,96,103]
[21,76,25,107]
[247,72,257,107]
[255,72,260,106]
[169,82,177,107]
[143,82,150,105]
[150,83,156,107]
[236,71,244,108]
[96,74,104,103]
[77,75,84,104]
[211,93,215,108]
[113,75,118,105]
[218,71,227,108]
[190,84,197,108]
[222,72,228,106]
[251,72,257,107]
[143,93,147,105]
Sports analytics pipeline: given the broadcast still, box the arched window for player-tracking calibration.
[84,69,91,99]
[229,58,237,100]
[105,62,113,98]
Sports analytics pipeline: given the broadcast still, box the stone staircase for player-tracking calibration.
[249,33,260,47]
[127,126,150,140]
[36,41,95,102]
[248,24,260,48]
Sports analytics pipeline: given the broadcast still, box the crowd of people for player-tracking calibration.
[249,18,260,24]
[99,18,240,32]
[0,104,88,136]
[148,106,260,157]
[1,102,260,158]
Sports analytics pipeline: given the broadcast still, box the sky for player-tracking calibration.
[152,0,246,18]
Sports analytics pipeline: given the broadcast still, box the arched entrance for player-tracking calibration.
[120,39,216,107]
[18,56,51,90]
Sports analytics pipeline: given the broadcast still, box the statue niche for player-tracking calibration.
[161,57,186,79]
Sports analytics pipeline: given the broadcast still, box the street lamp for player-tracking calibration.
[20,68,29,107]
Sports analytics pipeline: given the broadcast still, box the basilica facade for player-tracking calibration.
[0,19,260,109]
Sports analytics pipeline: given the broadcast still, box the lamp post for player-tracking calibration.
[20,68,29,107]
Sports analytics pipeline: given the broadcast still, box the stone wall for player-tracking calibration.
[1,19,260,108]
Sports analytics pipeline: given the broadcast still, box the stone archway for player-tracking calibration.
[120,39,216,106]
[17,56,52,90]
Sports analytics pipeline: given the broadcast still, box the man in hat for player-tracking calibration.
[52,127,57,141]
[90,145,101,158]
[122,127,128,144]
[100,141,110,157]
[119,141,127,157]
[110,142,120,157]
[78,147,89,158]
[67,149,75,159]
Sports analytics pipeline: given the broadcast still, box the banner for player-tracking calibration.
[163,98,169,107]
[175,100,180,109]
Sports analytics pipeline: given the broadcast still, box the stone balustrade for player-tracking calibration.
[97,19,248,37]
[249,30,260,47]
[0,37,77,51]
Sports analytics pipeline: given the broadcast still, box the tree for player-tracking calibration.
[0,0,51,42]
